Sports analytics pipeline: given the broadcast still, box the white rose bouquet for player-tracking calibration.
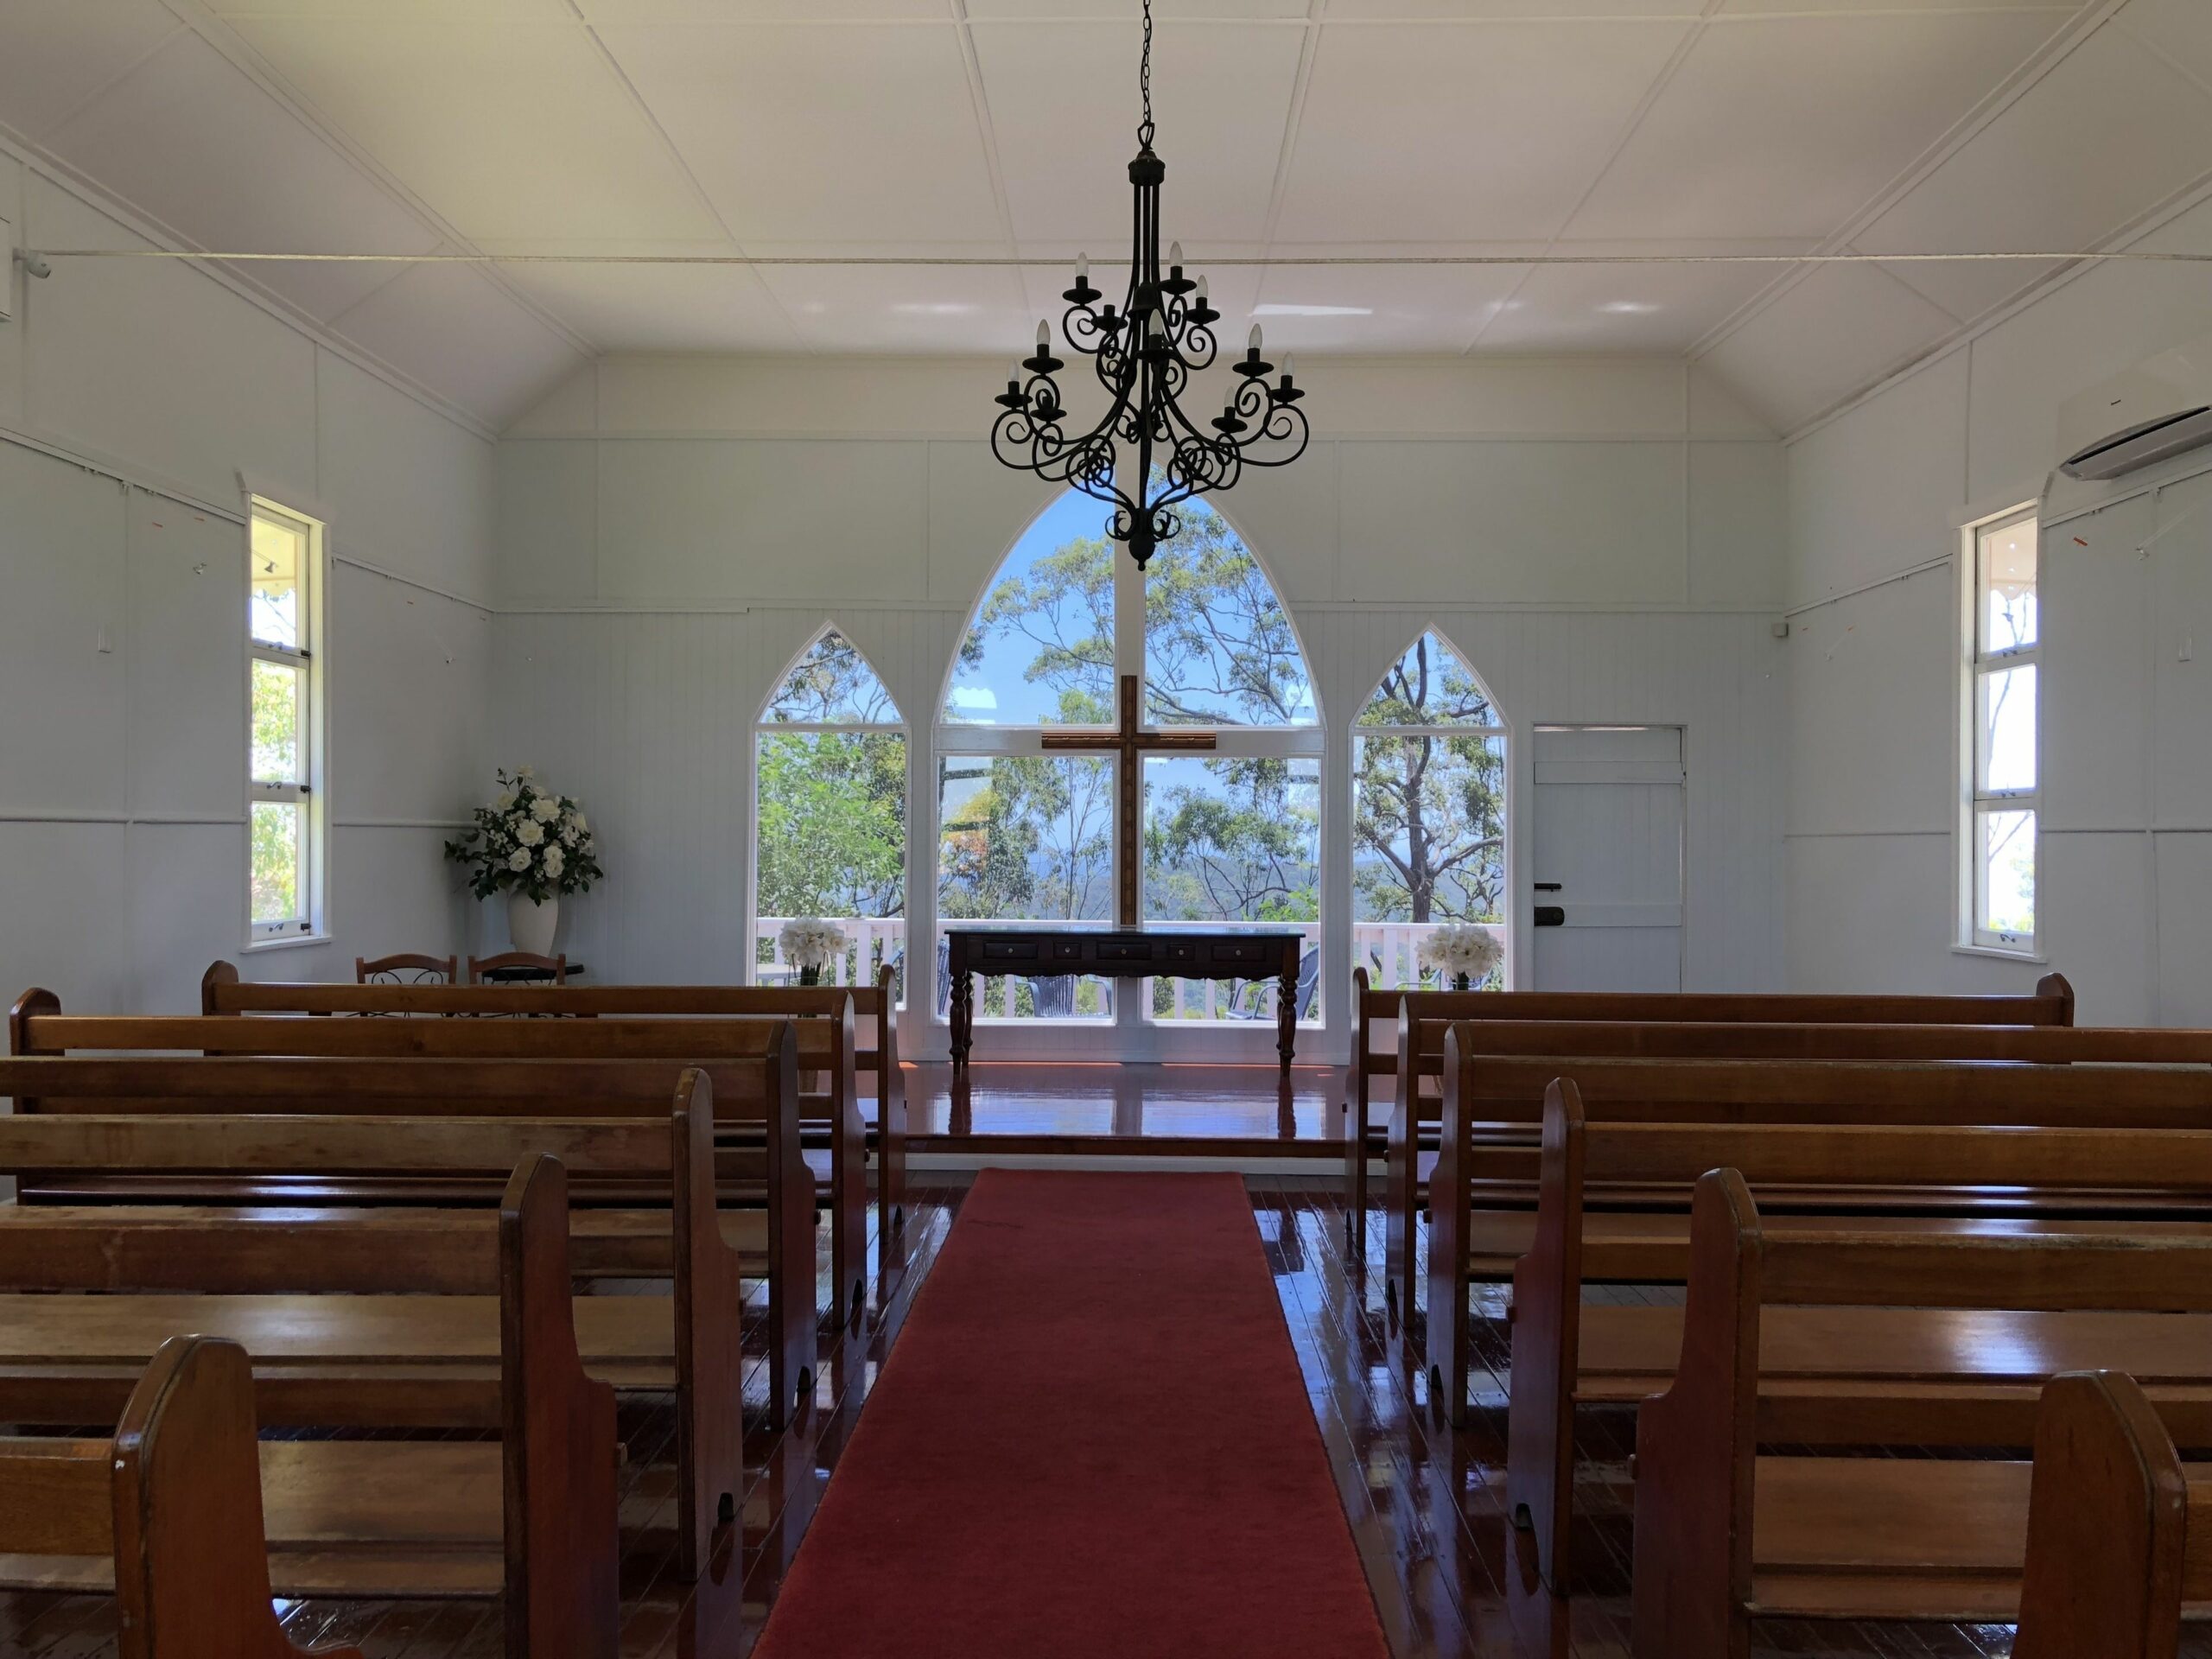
[444,766,604,903]
[1417,922,1503,991]
[777,917,849,987]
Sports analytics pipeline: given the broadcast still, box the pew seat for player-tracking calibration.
[0,1200,774,1278]
[1,1440,512,1599]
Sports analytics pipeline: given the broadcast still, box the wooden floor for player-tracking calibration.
[3,1062,2205,1657]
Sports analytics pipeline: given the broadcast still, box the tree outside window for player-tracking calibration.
[1352,631,1507,988]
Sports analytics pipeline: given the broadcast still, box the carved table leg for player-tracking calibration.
[950,969,973,1066]
[1277,957,1297,1071]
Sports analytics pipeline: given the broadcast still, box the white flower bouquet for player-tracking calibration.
[443,766,603,902]
[777,917,850,986]
[1417,922,1503,991]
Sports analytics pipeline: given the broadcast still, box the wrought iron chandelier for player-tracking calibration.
[988,0,1311,570]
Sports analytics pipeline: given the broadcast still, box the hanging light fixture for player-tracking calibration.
[988,0,1311,570]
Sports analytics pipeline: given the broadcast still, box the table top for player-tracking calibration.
[479,963,587,983]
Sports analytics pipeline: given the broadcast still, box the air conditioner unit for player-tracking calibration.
[2057,331,2212,481]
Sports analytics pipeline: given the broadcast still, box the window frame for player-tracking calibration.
[1958,505,2040,957]
[1350,630,1512,988]
[748,626,910,997]
[244,497,327,948]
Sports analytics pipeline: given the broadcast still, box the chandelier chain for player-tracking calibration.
[1139,0,1155,149]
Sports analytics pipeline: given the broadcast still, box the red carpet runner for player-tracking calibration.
[753,1169,1389,1658]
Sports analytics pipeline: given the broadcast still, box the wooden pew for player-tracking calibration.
[203,960,909,1298]
[1339,967,2075,1246]
[0,1147,618,1656]
[1504,1076,2212,1588]
[0,1334,353,1659]
[1632,1172,2212,1657]
[1424,1047,2212,1438]
[2012,1370,2209,1659]
[1402,1010,2212,1332]
[0,1055,813,1454]
[12,988,871,1329]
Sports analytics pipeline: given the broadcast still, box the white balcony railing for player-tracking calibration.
[753,916,1503,1020]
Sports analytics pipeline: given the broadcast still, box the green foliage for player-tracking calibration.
[1142,497,1313,727]
[444,767,603,903]
[765,630,899,724]
[1352,633,1506,925]
[756,732,906,918]
[938,754,1112,921]
[1144,757,1319,923]
[249,801,299,924]
[959,537,1116,720]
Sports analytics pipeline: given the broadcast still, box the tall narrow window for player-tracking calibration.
[753,628,908,996]
[1965,509,2038,951]
[1352,631,1508,989]
[247,499,324,942]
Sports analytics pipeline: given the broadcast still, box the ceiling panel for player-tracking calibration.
[2121,0,2212,88]
[596,21,1005,247]
[1719,0,2075,12]
[328,260,589,427]
[973,21,1303,246]
[224,16,722,247]
[757,261,1030,353]
[1567,10,2075,244]
[1274,20,1691,245]
[1474,253,1785,353]
[501,260,804,353]
[1699,261,1959,431]
[43,32,441,324]
[580,0,948,17]
[1324,0,1694,14]
[1853,21,2212,311]
[0,0,181,143]
[1250,257,1529,352]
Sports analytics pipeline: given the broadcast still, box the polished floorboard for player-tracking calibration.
[0,1064,2202,1657]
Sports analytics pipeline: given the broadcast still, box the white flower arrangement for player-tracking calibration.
[777,917,850,985]
[446,767,604,902]
[1418,922,1503,990]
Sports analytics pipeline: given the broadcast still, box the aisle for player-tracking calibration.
[750,1169,1389,1658]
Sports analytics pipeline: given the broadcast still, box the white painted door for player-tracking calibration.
[1531,726,1685,993]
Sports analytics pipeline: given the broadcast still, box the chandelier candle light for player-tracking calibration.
[988,0,1312,569]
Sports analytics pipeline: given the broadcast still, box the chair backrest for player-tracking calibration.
[356,953,457,985]
[468,952,566,984]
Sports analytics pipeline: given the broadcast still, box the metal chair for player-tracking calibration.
[1227,947,1319,1023]
[466,951,567,985]
[355,953,457,986]
[1027,975,1077,1018]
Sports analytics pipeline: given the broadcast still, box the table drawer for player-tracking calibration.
[981,940,1040,962]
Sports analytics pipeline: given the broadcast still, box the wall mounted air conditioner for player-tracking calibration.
[2058,331,2212,480]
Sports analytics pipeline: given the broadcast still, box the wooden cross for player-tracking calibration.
[1039,673,1215,926]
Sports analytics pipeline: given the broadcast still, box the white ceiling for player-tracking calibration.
[1,0,2208,432]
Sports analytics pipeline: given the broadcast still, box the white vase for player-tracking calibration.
[507,891,559,957]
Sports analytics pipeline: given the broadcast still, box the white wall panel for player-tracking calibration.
[497,439,599,604]
[1338,440,1688,605]
[127,490,244,822]
[22,175,319,506]
[2150,470,2212,830]
[2043,493,2153,831]
[595,439,929,601]
[1786,348,1967,606]
[317,353,497,603]
[2041,830,2154,1027]
[0,162,498,1007]
[0,445,127,816]
[1689,441,1784,608]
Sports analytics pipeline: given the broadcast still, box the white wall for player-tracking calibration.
[0,147,498,1014]
[496,352,1789,1058]
[1783,196,2212,1023]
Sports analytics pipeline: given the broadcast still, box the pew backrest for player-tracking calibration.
[0,1334,355,1659]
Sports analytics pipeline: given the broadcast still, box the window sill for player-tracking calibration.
[1950,941,2047,965]
[242,933,334,955]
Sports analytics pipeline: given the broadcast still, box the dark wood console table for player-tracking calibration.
[944,927,1305,1070]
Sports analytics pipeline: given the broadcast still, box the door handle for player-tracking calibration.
[1534,882,1562,893]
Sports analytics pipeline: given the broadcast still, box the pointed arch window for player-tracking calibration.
[753,627,906,993]
[938,490,1321,1025]
[1352,630,1508,990]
